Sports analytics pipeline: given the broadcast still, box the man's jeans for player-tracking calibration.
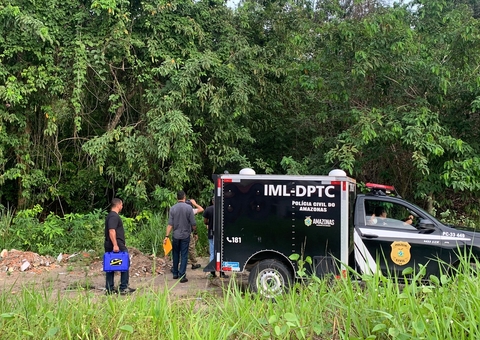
[172,236,190,278]
[106,270,129,291]
[209,238,214,262]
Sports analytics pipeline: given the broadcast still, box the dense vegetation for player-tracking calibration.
[0,206,213,256]
[1,0,480,223]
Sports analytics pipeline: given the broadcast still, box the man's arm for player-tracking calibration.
[109,229,119,252]
[190,199,204,214]
[164,224,173,243]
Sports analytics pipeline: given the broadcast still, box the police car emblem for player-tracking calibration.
[304,216,312,227]
[390,241,411,266]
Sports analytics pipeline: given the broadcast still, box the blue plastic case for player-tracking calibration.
[103,252,130,272]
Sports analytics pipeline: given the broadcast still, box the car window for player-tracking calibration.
[364,199,419,231]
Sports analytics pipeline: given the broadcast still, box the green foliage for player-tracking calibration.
[289,252,312,277]
[281,156,309,175]
[124,211,164,255]
[7,206,104,255]
[9,205,43,252]
[2,206,208,258]
[1,0,480,224]
[438,209,479,228]
[0,207,14,250]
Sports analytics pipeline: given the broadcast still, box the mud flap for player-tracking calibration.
[203,259,216,272]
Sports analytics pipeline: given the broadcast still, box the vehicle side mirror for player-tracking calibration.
[418,219,435,230]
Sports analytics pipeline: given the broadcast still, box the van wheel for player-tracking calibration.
[466,261,478,276]
[248,260,292,298]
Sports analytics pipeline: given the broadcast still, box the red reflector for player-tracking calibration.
[331,181,341,185]
[221,267,232,272]
[223,178,233,183]
[366,182,395,191]
[343,181,346,191]
[216,262,220,272]
[217,178,221,188]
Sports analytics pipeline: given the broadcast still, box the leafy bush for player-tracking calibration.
[6,206,104,255]
[127,212,209,257]
[9,205,44,252]
[2,207,208,258]
[438,209,479,229]
[126,211,165,255]
[59,210,105,253]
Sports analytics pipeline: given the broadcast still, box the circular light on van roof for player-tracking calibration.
[239,168,256,175]
[329,169,347,176]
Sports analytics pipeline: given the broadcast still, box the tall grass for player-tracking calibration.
[0,206,14,250]
[2,256,480,339]
[127,212,209,257]
[127,212,168,255]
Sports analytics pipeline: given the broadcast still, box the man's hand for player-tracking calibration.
[113,245,119,252]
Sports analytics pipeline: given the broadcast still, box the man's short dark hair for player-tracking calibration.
[111,198,123,208]
[374,206,385,216]
[177,190,186,200]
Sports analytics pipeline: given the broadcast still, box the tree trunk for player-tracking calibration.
[426,192,434,215]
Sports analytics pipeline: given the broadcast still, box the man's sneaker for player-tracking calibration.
[180,277,189,283]
[172,275,179,280]
[207,272,217,279]
[191,264,201,270]
[119,287,136,295]
[105,289,117,295]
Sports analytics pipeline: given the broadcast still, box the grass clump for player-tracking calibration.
[2,257,480,339]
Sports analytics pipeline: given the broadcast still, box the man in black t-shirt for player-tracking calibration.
[104,198,135,295]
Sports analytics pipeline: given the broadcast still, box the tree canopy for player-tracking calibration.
[1,0,480,218]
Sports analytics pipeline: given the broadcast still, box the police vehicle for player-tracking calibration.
[204,169,480,297]
[354,183,480,278]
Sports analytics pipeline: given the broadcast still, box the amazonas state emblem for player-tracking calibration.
[390,241,411,266]
[304,216,312,227]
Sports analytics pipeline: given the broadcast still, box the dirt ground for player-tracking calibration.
[0,248,237,297]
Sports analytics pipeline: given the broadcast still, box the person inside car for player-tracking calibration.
[367,207,387,226]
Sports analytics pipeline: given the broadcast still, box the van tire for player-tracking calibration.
[248,260,292,298]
